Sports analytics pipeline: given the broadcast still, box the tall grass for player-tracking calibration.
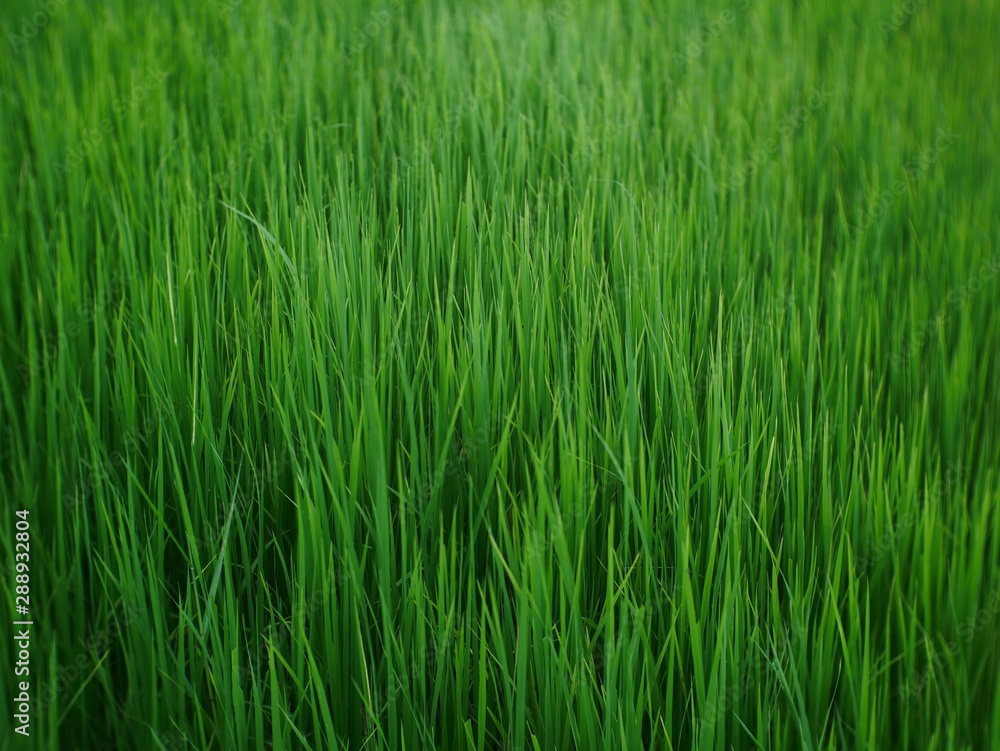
[1,0,998,748]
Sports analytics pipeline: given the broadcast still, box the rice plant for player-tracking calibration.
[1,0,998,748]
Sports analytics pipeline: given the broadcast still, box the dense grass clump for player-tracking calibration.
[1,0,999,748]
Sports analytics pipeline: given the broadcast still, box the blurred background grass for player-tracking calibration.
[1,0,998,748]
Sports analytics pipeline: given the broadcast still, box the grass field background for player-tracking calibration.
[1,0,999,749]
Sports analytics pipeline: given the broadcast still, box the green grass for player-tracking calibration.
[1,0,999,748]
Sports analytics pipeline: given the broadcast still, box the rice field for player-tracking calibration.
[1,0,999,749]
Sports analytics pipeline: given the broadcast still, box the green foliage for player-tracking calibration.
[1,0,998,748]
